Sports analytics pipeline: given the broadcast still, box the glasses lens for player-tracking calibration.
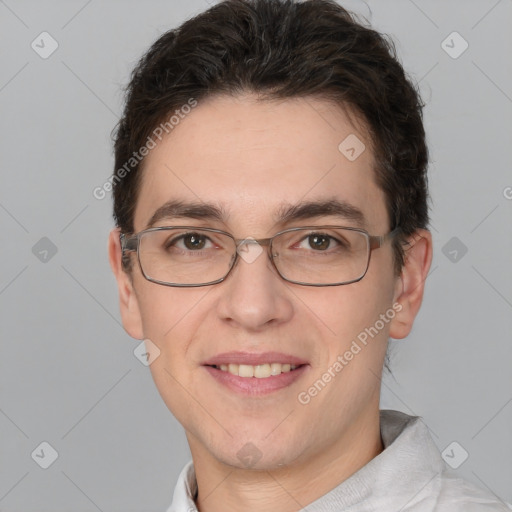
[138,228,235,285]
[272,227,370,285]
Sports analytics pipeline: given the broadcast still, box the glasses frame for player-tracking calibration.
[120,225,401,288]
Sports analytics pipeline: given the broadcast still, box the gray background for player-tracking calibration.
[1,0,511,510]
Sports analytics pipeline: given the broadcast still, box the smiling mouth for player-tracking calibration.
[209,363,301,378]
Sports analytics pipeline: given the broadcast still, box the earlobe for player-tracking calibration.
[108,228,144,340]
[389,229,433,340]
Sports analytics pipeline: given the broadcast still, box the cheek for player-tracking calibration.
[134,282,210,403]
[310,257,397,350]
[135,281,206,341]
[311,287,388,341]
[135,284,209,424]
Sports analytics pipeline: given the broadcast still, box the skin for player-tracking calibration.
[109,93,432,512]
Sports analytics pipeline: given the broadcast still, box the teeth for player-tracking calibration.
[270,363,282,376]
[254,364,271,378]
[238,364,254,378]
[216,363,299,378]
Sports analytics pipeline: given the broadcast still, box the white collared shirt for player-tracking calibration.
[166,410,511,511]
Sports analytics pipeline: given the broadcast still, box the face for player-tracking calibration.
[110,93,426,472]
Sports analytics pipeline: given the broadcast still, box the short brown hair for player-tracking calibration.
[112,0,429,272]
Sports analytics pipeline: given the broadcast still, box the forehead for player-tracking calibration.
[133,94,388,233]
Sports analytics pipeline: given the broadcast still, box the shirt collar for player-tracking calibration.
[166,410,445,512]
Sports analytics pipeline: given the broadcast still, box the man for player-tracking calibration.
[108,0,510,510]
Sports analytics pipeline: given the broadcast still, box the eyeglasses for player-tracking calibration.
[120,225,401,287]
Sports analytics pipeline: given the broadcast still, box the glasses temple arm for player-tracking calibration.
[120,233,139,253]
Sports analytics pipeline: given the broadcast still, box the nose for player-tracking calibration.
[215,240,294,331]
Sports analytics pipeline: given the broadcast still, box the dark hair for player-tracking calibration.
[112,0,429,273]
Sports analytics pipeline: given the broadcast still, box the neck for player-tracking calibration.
[189,406,383,512]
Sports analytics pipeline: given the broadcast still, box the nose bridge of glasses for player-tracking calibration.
[232,236,274,266]
[235,236,272,249]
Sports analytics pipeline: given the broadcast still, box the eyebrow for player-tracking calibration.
[275,199,366,227]
[145,200,226,229]
[145,198,366,230]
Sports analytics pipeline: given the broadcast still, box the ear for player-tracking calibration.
[389,229,433,340]
[108,228,144,340]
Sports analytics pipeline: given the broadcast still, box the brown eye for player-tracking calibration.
[308,234,331,250]
[183,233,207,250]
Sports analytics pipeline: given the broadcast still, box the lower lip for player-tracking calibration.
[203,365,308,396]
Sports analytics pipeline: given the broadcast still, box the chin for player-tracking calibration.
[207,435,305,472]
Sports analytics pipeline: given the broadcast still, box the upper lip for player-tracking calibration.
[202,351,308,366]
